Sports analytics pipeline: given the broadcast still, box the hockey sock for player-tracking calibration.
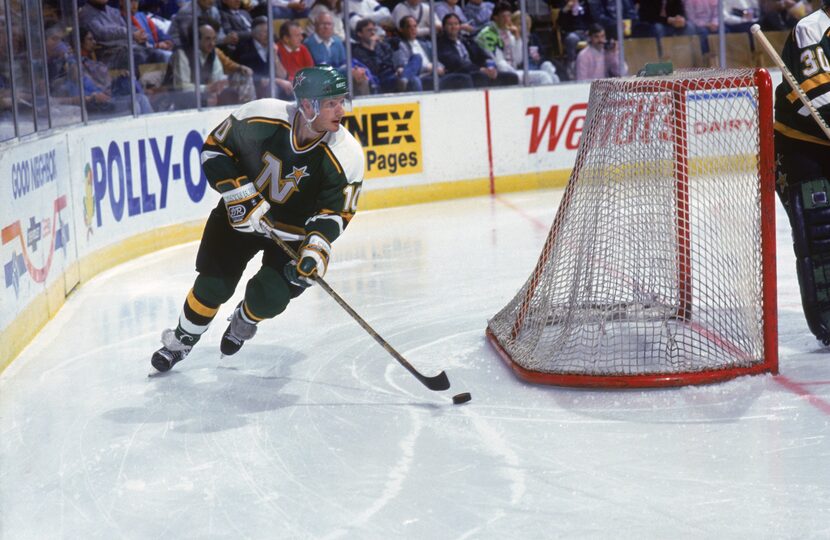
[173,273,240,344]
[238,301,263,325]
[175,283,225,345]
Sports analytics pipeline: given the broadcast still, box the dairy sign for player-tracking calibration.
[525,88,759,157]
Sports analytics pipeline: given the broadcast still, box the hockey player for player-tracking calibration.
[150,65,365,372]
[774,1,830,345]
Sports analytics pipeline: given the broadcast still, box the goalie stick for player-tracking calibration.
[270,230,452,392]
[751,24,830,141]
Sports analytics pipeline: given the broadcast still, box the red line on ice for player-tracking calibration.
[774,375,830,416]
[494,195,548,232]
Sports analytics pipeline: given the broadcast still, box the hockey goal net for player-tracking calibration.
[486,68,777,388]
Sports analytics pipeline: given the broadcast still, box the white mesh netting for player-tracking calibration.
[487,68,776,386]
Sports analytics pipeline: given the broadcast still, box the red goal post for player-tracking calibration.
[486,68,777,388]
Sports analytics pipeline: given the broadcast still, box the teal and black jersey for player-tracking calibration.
[774,9,830,146]
[200,99,365,244]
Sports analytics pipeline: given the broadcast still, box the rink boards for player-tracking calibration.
[0,71,783,371]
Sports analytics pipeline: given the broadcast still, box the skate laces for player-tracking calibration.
[161,328,193,353]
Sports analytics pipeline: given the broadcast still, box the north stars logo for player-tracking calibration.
[285,165,310,184]
[273,165,309,202]
[254,157,310,203]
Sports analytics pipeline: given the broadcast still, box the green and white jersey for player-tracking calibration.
[774,9,830,146]
[201,99,365,243]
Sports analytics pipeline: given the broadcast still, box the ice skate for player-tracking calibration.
[220,303,258,356]
[150,329,194,372]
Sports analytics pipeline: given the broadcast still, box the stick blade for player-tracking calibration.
[419,370,451,391]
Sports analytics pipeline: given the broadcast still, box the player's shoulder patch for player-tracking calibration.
[324,128,365,184]
[794,9,830,48]
[232,98,292,125]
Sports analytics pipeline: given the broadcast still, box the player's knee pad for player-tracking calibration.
[193,274,237,306]
[244,266,291,320]
[786,178,830,342]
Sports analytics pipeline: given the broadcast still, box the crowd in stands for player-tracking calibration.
[0,0,821,132]
[15,0,574,119]
[556,0,817,79]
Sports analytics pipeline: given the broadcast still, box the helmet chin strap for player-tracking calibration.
[299,99,324,134]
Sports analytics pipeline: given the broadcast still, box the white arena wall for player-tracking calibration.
[0,71,782,370]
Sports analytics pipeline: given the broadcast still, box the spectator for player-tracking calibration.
[43,23,86,124]
[685,0,719,60]
[219,0,253,56]
[0,21,13,126]
[723,0,761,32]
[270,0,311,19]
[140,0,178,35]
[78,0,126,68]
[77,27,154,115]
[277,20,314,80]
[352,18,416,92]
[435,0,474,34]
[587,0,638,40]
[511,11,558,81]
[144,0,180,20]
[475,2,557,85]
[555,0,592,80]
[635,0,696,39]
[214,43,256,103]
[304,10,371,94]
[79,0,166,69]
[392,0,442,39]
[347,0,394,33]
[310,0,346,40]
[0,70,12,140]
[463,0,494,33]
[123,0,175,62]
[304,9,345,65]
[234,16,294,98]
[686,0,719,33]
[44,23,75,90]
[760,0,812,30]
[169,0,229,49]
[393,15,472,90]
[168,21,237,108]
[575,22,626,80]
[437,12,518,87]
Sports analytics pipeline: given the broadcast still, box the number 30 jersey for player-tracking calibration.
[774,9,830,145]
[201,99,365,244]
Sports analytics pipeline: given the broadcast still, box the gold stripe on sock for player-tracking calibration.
[242,302,265,322]
[187,289,219,318]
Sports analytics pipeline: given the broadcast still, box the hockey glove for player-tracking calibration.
[222,183,271,235]
[283,233,332,288]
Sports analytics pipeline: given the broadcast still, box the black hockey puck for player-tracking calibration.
[452,392,472,405]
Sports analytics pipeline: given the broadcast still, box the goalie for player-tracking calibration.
[150,66,365,372]
[774,2,830,345]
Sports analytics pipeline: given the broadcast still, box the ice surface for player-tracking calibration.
[1,191,829,539]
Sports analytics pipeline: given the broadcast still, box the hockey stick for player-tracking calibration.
[751,24,830,140]
[269,230,452,392]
